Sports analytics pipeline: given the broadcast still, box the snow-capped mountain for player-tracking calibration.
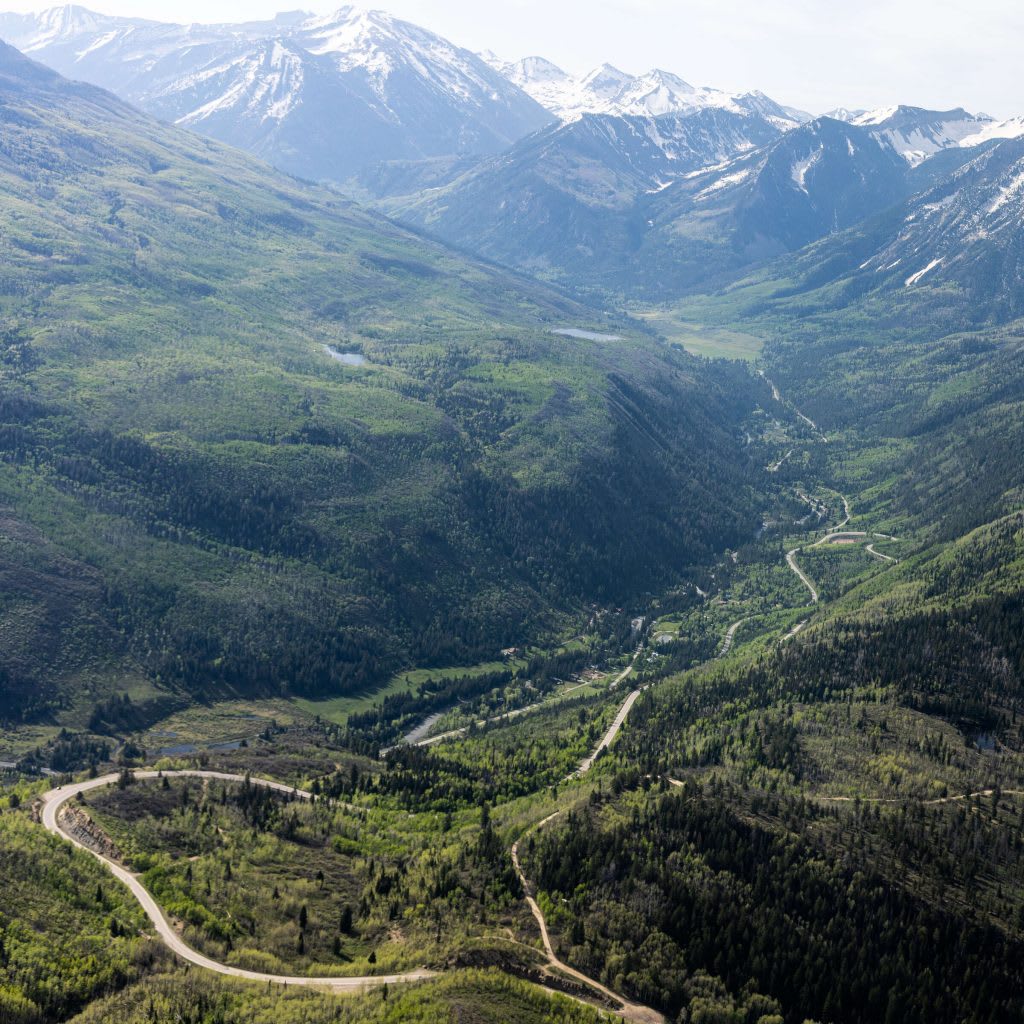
[648,117,922,263]
[823,107,868,122]
[820,105,1024,168]
[0,5,553,180]
[649,110,1012,255]
[850,105,996,166]
[385,106,786,288]
[386,106,1012,299]
[485,52,807,128]
[960,115,1024,147]
[844,136,1024,309]
[752,132,1024,322]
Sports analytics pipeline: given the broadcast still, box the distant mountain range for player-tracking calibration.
[386,106,1024,297]
[481,52,806,127]
[773,133,1024,321]
[380,106,787,286]
[4,5,1024,305]
[0,5,808,184]
[0,4,554,180]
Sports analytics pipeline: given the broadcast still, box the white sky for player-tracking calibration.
[3,0,1023,116]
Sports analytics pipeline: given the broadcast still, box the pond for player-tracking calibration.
[323,345,367,366]
[551,328,622,342]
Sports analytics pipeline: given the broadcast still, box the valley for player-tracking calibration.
[2,5,1024,1024]
[6,363,940,1022]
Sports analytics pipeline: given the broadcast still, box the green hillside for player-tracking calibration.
[0,42,764,728]
[7,28,1024,1024]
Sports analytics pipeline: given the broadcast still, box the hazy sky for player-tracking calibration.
[3,1,1023,116]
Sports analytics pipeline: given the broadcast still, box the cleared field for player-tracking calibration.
[632,308,764,360]
[138,700,299,743]
[294,658,524,726]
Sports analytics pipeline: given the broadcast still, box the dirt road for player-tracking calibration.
[41,771,434,991]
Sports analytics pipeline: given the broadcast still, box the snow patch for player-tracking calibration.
[791,147,822,192]
[987,170,1024,215]
[904,258,942,287]
[961,115,1024,148]
[695,167,752,199]
[853,106,900,127]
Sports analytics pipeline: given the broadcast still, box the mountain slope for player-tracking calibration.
[385,107,785,287]
[0,41,764,725]
[389,110,993,298]
[0,5,553,180]
[735,135,1024,321]
[670,133,1024,543]
[830,135,1024,315]
[851,104,996,165]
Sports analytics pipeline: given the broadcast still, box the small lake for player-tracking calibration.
[551,328,623,342]
[324,346,367,366]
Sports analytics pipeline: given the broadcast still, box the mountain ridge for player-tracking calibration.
[386,107,1007,298]
[0,4,554,180]
[484,48,806,126]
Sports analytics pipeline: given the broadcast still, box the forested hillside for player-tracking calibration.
[4,11,1024,1024]
[0,41,765,725]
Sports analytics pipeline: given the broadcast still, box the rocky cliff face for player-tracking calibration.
[57,803,124,863]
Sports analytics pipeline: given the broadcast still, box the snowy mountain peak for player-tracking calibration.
[302,6,399,52]
[643,68,695,91]
[507,55,569,84]
[8,3,143,52]
[852,105,902,127]
[492,54,799,126]
[581,63,634,96]
[36,4,106,34]
[823,107,867,122]
[0,4,552,181]
[852,106,999,166]
[297,4,526,99]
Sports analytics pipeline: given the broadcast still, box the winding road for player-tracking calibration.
[403,680,596,752]
[866,543,898,564]
[759,371,827,442]
[811,529,865,548]
[667,777,1022,809]
[42,647,655,1011]
[571,649,645,776]
[716,617,747,658]
[511,816,663,1024]
[575,688,643,775]
[782,492,850,606]
[499,646,669,1024]
[812,787,1024,806]
[785,548,819,604]
[786,504,899,607]
[780,618,809,644]
[41,771,435,992]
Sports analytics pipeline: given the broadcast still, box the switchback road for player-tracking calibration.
[41,771,435,992]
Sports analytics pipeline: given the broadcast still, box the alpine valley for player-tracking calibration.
[1,7,1024,1024]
